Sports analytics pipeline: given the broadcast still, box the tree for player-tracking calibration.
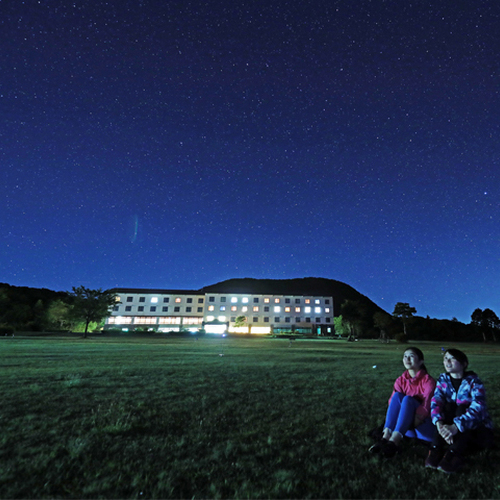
[340,300,364,340]
[46,299,73,330]
[373,311,393,342]
[472,308,499,342]
[234,315,247,328]
[392,302,416,336]
[69,287,117,338]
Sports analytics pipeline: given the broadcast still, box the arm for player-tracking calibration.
[430,374,448,425]
[453,376,488,432]
[415,374,436,423]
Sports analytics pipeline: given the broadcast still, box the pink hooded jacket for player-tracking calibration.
[389,369,436,421]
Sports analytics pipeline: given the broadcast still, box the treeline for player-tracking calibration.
[336,300,499,343]
[0,283,106,334]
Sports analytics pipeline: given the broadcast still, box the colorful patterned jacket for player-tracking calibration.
[431,371,494,432]
[389,369,436,421]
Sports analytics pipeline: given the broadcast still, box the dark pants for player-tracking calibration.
[432,402,494,456]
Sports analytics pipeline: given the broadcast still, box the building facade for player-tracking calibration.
[106,288,334,335]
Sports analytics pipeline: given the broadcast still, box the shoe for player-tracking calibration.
[437,451,463,474]
[425,447,444,469]
[369,439,388,454]
[381,440,400,458]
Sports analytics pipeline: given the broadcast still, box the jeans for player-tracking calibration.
[384,392,435,442]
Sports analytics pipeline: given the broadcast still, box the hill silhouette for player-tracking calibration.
[201,277,386,318]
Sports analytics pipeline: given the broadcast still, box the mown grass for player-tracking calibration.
[0,335,499,499]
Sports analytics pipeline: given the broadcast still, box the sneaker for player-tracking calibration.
[437,451,463,474]
[381,441,400,458]
[369,439,388,454]
[425,447,444,469]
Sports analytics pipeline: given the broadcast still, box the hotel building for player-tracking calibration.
[106,288,334,335]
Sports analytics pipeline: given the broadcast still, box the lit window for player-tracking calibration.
[285,307,291,313]
[315,307,321,313]
[253,306,259,312]
[315,299,320,304]
[175,297,181,303]
[207,315,215,321]
[325,308,330,313]
[305,299,311,304]
[242,306,248,312]
[208,305,215,311]
[264,298,270,303]
[231,306,237,312]
[274,306,281,313]
[242,297,249,303]
[231,297,238,303]
[220,306,226,311]
[151,297,158,303]
[305,307,311,313]
[274,298,280,303]
[295,307,301,312]
[218,316,226,322]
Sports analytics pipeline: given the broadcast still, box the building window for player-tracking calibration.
[305,299,311,304]
[187,298,193,304]
[127,297,133,302]
[220,306,226,311]
[174,307,180,312]
[218,316,226,322]
[274,306,281,313]
[253,306,259,312]
[274,298,280,303]
[242,306,248,312]
[242,297,249,303]
[138,306,144,312]
[325,308,330,313]
[209,297,215,302]
[285,317,291,323]
[186,307,192,312]
[197,307,203,313]
[296,317,301,322]
[305,307,311,313]
[325,299,330,304]
[285,298,291,304]
[208,305,215,312]
[285,307,291,313]
[231,297,238,303]
[325,318,331,323]
[295,307,301,313]
[231,316,236,322]
[264,317,269,323]
[125,306,132,312]
[315,307,321,313]
[306,317,311,323]
[274,317,280,323]
[264,298,270,303]
[231,306,237,312]
[162,307,168,312]
[253,317,258,322]
[151,297,158,303]
[139,297,145,303]
[316,317,321,323]
[175,297,182,303]
[295,298,301,304]
[264,306,270,312]
[253,297,259,303]
[163,297,170,303]
[198,298,204,303]
[221,297,226,302]
[150,306,156,312]
[315,299,320,305]
[113,305,119,311]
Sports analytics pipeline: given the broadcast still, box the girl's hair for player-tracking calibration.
[405,347,427,372]
[444,348,469,369]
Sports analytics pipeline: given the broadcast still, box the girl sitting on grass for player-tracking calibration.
[425,348,494,474]
[370,347,436,458]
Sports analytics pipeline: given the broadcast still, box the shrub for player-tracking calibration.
[395,332,407,343]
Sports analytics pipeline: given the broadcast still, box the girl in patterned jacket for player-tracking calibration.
[369,347,436,458]
[425,348,494,474]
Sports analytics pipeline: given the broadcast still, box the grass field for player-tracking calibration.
[0,334,499,499]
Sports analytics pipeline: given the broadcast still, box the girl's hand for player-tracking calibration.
[413,416,423,427]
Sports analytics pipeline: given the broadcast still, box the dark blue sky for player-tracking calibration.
[1,0,499,322]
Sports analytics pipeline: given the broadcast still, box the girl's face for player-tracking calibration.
[403,350,423,372]
[443,353,465,377]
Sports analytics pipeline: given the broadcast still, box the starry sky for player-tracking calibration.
[1,0,499,323]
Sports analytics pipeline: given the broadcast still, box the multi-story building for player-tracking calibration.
[106,288,334,335]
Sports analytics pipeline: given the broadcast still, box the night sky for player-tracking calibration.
[1,0,499,323]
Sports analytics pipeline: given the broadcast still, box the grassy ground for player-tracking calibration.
[0,335,498,499]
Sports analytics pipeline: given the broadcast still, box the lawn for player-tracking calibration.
[0,334,498,499]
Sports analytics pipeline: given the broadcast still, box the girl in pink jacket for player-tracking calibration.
[370,347,436,458]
